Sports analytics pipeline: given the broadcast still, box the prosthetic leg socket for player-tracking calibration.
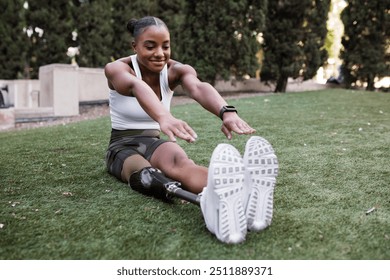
[129,167,179,201]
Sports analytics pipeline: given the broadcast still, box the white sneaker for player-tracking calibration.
[243,136,278,231]
[200,143,247,244]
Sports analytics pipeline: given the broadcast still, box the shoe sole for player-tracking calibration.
[243,136,278,231]
[207,144,247,244]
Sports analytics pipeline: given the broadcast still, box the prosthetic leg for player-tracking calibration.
[129,167,200,205]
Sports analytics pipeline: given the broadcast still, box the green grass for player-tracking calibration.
[0,89,389,260]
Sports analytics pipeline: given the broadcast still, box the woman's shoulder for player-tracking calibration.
[105,56,135,75]
[108,56,132,68]
[167,59,198,88]
[168,59,196,76]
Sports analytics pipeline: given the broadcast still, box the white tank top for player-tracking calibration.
[109,55,174,130]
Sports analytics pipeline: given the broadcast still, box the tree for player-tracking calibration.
[72,0,114,68]
[302,0,331,80]
[261,0,330,92]
[340,0,390,91]
[0,0,28,79]
[25,0,75,78]
[179,0,267,84]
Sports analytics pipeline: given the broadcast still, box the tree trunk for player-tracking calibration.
[275,75,288,93]
[366,74,375,91]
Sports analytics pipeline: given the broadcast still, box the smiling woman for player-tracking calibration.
[129,17,171,75]
[103,16,278,244]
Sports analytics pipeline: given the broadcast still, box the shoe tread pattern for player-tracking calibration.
[244,137,278,232]
[209,144,247,243]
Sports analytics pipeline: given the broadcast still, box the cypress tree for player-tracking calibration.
[261,0,330,92]
[0,0,27,79]
[25,0,75,78]
[340,0,389,91]
[231,0,268,80]
[302,0,331,80]
[72,0,114,68]
[179,0,267,84]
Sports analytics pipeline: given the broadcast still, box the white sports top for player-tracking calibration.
[109,55,174,130]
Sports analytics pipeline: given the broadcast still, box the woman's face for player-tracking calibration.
[132,25,171,73]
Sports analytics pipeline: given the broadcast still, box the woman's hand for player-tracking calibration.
[220,113,256,140]
[159,114,198,143]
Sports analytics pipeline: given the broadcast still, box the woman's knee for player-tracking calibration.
[121,155,151,182]
[172,152,196,168]
[151,143,195,172]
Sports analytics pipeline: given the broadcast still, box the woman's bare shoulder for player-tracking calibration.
[105,56,134,75]
[168,59,196,76]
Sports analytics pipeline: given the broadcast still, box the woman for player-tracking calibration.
[104,16,278,244]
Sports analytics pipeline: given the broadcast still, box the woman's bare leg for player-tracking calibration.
[121,154,151,182]
[150,142,207,194]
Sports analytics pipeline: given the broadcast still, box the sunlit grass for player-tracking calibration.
[0,89,389,259]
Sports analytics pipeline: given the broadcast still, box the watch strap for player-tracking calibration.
[219,105,237,120]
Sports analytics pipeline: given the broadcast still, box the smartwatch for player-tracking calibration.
[219,105,237,120]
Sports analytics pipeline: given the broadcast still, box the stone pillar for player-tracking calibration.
[39,64,79,116]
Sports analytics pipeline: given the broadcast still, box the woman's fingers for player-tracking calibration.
[175,125,197,143]
[221,117,256,139]
[182,123,198,142]
[236,121,256,134]
[164,130,177,142]
[221,124,233,140]
[160,117,197,143]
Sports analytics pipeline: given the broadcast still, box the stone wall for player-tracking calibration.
[0,64,329,130]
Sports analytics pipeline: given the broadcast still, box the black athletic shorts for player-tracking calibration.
[105,129,167,181]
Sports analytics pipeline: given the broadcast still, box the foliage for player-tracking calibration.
[72,0,114,68]
[261,0,330,92]
[340,0,390,91]
[302,0,330,79]
[25,0,75,78]
[0,0,28,79]
[1,0,388,88]
[178,0,267,84]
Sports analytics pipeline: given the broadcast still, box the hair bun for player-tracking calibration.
[127,18,138,35]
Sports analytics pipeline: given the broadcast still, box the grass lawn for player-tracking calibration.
[0,89,389,260]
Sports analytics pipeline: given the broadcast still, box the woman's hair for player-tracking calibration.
[127,16,168,39]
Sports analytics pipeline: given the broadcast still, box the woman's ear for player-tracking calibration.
[131,41,136,53]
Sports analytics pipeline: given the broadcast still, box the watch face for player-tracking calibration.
[225,106,236,112]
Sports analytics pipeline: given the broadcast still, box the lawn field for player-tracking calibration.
[0,89,389,260]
